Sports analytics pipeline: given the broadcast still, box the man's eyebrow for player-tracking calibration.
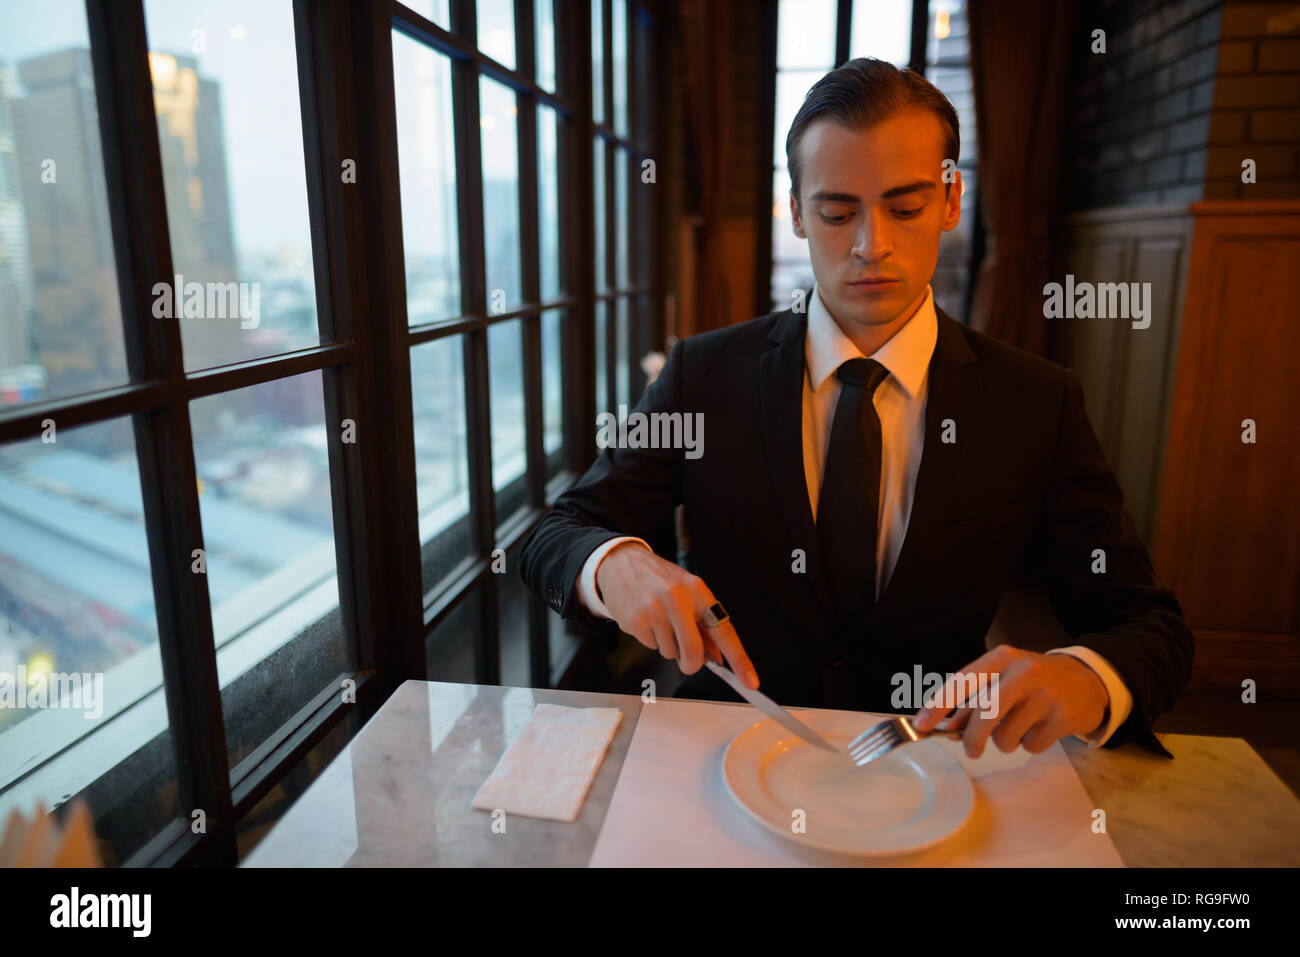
[880,180,939,199]
[808,190,861,204]
[807,181,940,204]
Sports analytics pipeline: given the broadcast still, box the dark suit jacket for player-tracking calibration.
[520,304,1194,755]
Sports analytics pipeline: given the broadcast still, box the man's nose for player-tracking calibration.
[850,208,894,262]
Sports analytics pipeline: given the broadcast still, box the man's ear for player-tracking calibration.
[941,170,963,233]
[790,189,806,239]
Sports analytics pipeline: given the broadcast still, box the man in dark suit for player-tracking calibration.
[521,58,1192,758]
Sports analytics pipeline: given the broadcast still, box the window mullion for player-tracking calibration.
[518,104,544,513]
[602,147,616,412]
[519,56,547,678]
[293,0,376,684]
[909,0,928,73]
[450,4,501,684]
[85,0,234,864]
[347,0,427,681]
[836,0,852,67]
[557,0,594,476]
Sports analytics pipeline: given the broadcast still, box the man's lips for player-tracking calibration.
[847,277,900,287]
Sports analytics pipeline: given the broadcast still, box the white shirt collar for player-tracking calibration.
[805,282,939,399]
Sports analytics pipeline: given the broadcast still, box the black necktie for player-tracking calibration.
[816,357,889,624]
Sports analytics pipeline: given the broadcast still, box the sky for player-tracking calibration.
[0,0,531,264]
[0,0,313,259]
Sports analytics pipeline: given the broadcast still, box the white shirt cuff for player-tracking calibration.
[577,537,653,619]
[1046,646,1134,748]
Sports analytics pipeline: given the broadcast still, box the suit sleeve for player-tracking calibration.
[1028,368,1195,755]
[519,337,688,631]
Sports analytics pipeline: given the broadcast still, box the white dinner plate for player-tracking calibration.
[722,709,974,856]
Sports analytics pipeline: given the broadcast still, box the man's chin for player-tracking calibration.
[833,302,905,328]
[833,287,922,325]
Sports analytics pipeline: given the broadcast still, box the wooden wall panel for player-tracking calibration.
[1064,238,1127,445]
[1155,201,1300,697]
[1061,206,1192,546]
[1116,238,1186,537]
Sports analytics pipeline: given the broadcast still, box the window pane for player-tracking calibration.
[850,0,912,67]
[535,0,556,90]
[591,0,603,123]
[774,70,828,168]
[426,587,479,683]
[772,261,816,313]
[593,139,606,288]
[927,0,969,67]
[477,0,515,69]
[636,292,654,394]
[612,0,627,137]
[594,300,608,413]
[548,608,579,683]
[934,167,974,322]
[931,64,976,162]
[145,0,322,372]
[488,319,526,498]
[927,0,974,322]
[0,417,179,864]
[404,0,450,30]
[481,77,522,312]
[411,336,471,593]
[538,105,560,303]
[393,32,461,325]
[614,147,628,288]
[777,0,835,68]
[771,166,808,263]
[0,2,128,408]
[499,541,531,688]
[235,706,356,861]
[189,370,349,772]
[615,296,629,410]
[632,10,649,144]
[541,309,562,459]
[633,157,649,284]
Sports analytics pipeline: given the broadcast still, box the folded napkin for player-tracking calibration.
[471,703,623,822]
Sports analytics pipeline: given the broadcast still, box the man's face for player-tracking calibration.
[790,107,961,330]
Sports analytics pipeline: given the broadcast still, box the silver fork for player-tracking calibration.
[847,715,965,768]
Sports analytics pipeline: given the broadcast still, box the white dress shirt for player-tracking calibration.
[575,282,1133,747]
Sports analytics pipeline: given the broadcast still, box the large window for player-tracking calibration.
[593,0,655,416]
[767,0,978,322]
[391,0,576,697]
[0,0,358,868]
[0,0,660,867]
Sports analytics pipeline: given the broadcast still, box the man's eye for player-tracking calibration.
[893,207,923,218]
[820,213,849,224]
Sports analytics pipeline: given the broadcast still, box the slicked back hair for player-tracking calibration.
[785,57,960,211]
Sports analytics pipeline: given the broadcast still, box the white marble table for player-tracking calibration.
[242,680,1300,867]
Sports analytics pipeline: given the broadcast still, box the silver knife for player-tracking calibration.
[705,659,841,754]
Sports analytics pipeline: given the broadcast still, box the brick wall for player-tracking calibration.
[1067,0,1300,209]
[1205,1,1300,199]
[1066,0,1225,209]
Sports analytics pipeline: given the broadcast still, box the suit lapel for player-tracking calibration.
[757,308,836,622]
[871,307,983,618]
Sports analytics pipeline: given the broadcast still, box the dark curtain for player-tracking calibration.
[967,0,1075,355]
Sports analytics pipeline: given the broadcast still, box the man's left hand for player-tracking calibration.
[911,645,1109,758]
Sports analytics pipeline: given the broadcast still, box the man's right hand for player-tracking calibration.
[595,542,760,689]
